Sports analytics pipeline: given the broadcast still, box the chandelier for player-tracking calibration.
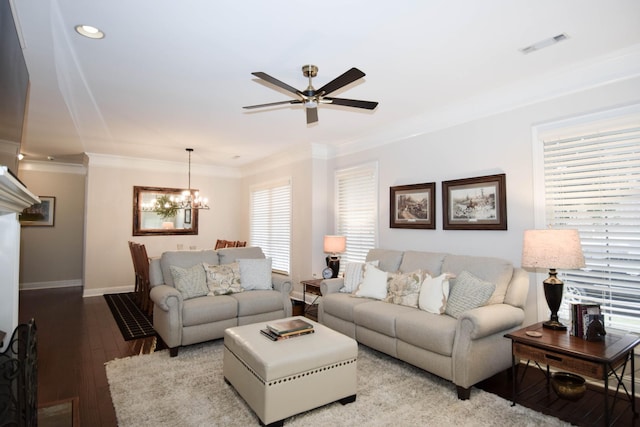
[174,148,209,210]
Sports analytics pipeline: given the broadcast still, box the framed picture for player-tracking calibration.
[442,174,507,230]
[20,196,56,227]
[390,183,436,229]
[184,208,192,224]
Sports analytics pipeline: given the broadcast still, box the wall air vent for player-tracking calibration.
[519,33,569,55]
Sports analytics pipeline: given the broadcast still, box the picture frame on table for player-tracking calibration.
[20,196,56,227]
[442,174,507,230]
[390,182,436,229]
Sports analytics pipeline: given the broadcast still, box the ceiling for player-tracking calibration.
[10,0,640,168]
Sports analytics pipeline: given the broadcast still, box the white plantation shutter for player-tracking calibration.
[543,126,640,333]
[250,178,291,274]
[335,163,378,266]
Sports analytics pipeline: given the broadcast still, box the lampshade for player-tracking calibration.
[522,229,585,270]
[323,235,346,254]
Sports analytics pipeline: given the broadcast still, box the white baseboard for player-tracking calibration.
[20,279,82,291]
[83,285,134,298]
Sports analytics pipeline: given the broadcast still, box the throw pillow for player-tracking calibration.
[169,264,208,300]
[385,269,428,308]
[444,270,496,318]
[203,262,242,295]
[354,263,388,300]
[418,273,451,314]
[341,260,380,293]
[238,258,272,290]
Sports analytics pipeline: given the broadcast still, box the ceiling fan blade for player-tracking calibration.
[243,100,302,109]
[317,68,366,96]
[251,72,302,97]
[323,97,378,110]
[306,107,318,124]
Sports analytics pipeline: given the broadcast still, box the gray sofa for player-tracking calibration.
[149,246,292,356]
[318,249,529,399]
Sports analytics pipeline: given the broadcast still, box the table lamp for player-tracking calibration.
[323,235,346,278]
[521,229,585,330]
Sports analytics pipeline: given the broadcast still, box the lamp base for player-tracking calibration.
[542,319,567,330]
[326,255,340,279]
[543,269,567,331]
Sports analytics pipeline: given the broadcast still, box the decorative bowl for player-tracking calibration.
[551,372,586,401]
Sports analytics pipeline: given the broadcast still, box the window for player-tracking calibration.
[335,162,378,266]
[250,178,291,274]
[541,120,640,333]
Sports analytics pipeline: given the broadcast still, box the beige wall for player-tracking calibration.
[18,164,85,287]
[82,155,242,296]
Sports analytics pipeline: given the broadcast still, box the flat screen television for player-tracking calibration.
[0,0,29,177]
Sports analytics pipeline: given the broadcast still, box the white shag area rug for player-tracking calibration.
[106,340,570,427]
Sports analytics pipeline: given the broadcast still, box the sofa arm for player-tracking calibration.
[271,273,293,294]
[149,284,183,312]
[272,273,293,317]
[457,303,525,340]
[320,278,344,296]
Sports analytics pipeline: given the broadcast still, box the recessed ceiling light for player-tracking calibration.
[74,25,105,39]
[17,153,24,160]
[519,33,568,55]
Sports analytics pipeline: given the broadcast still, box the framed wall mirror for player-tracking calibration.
[133,186,199,236]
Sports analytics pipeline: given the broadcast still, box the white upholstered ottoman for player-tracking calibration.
[223,316,358,427]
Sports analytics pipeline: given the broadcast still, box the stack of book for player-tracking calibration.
[260,318,315,341]
[570,303,603,339]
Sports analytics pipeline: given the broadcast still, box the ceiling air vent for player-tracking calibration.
[519,33,569,55]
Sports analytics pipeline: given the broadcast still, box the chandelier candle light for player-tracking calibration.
[174,148,209,210]
[521,229,585,330]
[323,235,346,279]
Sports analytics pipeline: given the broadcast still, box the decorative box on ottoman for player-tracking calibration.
[223,316,358,427]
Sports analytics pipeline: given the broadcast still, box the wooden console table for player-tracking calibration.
[506,322,640,426]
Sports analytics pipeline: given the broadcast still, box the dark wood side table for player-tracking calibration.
[506,322,640,426]
[300,278,323,320]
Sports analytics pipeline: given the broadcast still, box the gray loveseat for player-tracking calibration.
[149,246,292,356]
[318,249,528,399]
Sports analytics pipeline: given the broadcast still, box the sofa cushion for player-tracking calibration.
[354,263,388,300]
[384,269,428,308]
[322,293,374,322]
[203,262,242,295]
[169,264,209,300]
[441,254,513,304]
[238,258,272,290]
[353,301,415,337]
[444,271,495,318]
[365,249,404,273]
[398,251,446,276]
[230,290,284,316]
[218,246,265,264]
[160,250,219,288]
[181,295,238,327]
[395,310,458,356]
[342,260,379,293]
[418,273,450,314]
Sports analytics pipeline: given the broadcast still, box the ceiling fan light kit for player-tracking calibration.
[243,65,378,124]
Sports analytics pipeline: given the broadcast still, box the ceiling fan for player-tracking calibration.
[243,65,378,124]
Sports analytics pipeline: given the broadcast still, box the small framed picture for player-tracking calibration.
[20,196,56,227]
[184,208,192,224]
[442,174,507,230]
[390,183,436,229]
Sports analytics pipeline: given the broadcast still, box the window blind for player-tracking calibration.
[543,126,640,333]
[335,163,378,266]
[250,178,291,275]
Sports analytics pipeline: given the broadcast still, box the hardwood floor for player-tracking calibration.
[19,287,639,426]
[19,287,155,426]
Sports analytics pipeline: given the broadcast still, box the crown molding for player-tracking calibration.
[19,160,87,175]
[85,152,241,178]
